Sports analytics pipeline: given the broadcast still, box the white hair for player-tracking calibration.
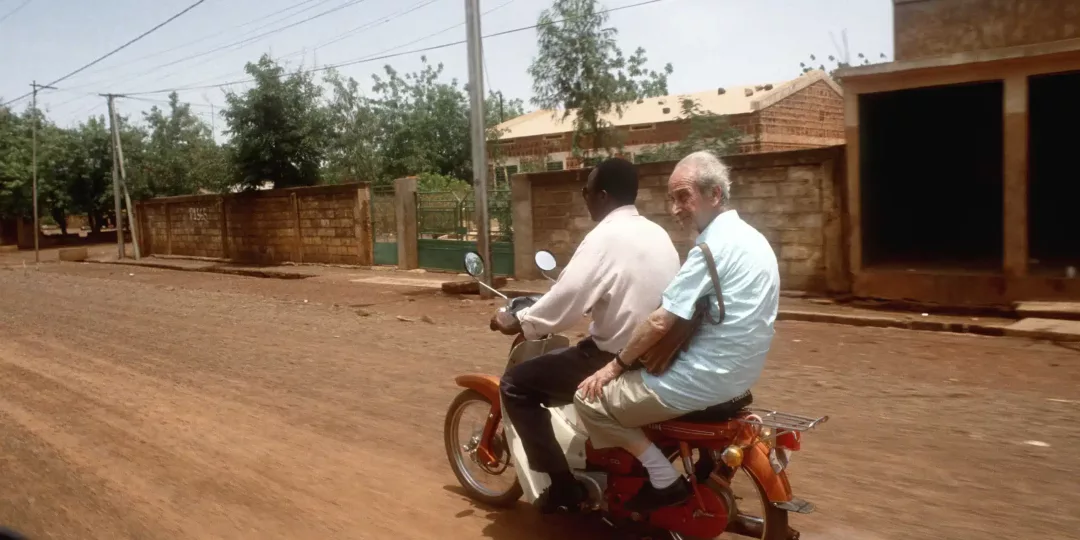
[676,150,731,204]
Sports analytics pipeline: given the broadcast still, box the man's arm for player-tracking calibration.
[495,236,609,339]
[576,307,677,401]
[578,246,714,401]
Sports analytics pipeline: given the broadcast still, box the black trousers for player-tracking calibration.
[499,338,613,474]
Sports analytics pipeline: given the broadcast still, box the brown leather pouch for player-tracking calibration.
[637,242,724,375]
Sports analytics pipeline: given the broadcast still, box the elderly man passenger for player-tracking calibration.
[573,150,781,513]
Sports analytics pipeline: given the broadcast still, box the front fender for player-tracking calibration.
[454,373,504,466]
[741,442,793,503]
[455,374,502,407]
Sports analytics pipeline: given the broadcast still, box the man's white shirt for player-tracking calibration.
[516,205,680,353]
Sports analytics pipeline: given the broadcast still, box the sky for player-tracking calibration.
[0,0,894,137]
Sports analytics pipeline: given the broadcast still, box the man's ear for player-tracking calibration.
[710,185,724,206]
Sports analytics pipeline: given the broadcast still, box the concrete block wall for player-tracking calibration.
[169,200,226,259]
[137,183,373,266]
[513,146,849,294]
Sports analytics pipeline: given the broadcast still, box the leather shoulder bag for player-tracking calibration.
[637,242,724,375]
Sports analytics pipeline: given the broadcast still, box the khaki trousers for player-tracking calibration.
[573,370,685,450]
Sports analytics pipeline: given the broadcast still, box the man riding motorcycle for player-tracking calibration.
[575,150,781,513]
[490,157,679,514]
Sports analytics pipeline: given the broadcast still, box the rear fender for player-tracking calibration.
[454,374,503,466]
[741,442,793,503]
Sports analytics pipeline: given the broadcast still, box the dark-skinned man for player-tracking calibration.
[490,157,679,514]
[575,150,781,513]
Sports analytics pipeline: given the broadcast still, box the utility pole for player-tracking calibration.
[106,95,125,259]
[30,81,56,264]
[464,0,492,296]
[104,94,142,260]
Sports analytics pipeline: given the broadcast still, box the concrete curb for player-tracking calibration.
[86,259,315,280]
[777,309,1008,337]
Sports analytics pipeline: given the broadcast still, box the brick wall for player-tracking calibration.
[136,183,373,266]
[512,147,849,293]
[893,0,1080,61]
[755,80,845,151]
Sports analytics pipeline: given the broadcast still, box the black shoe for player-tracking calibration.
[536,479,588,514]
[624,476,692,514]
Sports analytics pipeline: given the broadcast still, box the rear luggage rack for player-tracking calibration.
[737,408,828,435]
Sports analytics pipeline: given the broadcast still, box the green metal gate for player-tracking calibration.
[371,184,397,265]
[416,189,513,276]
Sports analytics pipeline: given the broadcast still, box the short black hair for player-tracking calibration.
[589,157,638,205]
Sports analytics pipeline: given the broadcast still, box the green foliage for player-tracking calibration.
[322,70,384,187]
[528,0,672,156]
[369,57,472,182]
[222,54,331,190]
[416,172,470,197]
[138,92,229,197]
[635,98,743,163]
[0,106,32,217]
[485,90,526,129]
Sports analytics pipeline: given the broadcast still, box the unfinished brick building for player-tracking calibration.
[488,70,844,181]
[839,0,1080,305]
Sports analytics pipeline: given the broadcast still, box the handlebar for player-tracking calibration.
[502,295,541,316]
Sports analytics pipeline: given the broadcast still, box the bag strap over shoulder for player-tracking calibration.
[697,242,724,325]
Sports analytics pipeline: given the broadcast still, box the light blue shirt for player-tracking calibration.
[642,210,780,412]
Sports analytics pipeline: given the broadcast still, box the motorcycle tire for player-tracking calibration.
[444,389,524,508]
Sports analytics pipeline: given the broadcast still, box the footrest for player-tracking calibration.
[773,497,815,514]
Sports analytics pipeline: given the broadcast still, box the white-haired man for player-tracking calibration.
[573,150,780,513]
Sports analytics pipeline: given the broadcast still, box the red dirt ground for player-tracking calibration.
[1,260,1078,539]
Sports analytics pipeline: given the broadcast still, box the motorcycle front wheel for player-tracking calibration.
[444,389,523,507]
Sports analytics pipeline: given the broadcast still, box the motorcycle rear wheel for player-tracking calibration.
[702,468,789,540]
[444,389,524,507]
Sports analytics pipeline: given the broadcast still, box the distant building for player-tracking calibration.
[488,70,844,182]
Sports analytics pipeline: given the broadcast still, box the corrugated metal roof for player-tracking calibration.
[495,70,840,140]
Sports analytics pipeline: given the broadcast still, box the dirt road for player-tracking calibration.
[1,261,1078,539]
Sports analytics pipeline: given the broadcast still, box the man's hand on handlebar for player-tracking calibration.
[490,310,522,335]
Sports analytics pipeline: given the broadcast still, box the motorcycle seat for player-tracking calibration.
[673,391,753,424]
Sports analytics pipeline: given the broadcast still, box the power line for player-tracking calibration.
[134,0,443,94]
[60,0,337,88]
[126,0,532,96]
[1,0,208,108]
[106,0,372,89]
[0,0,32,26]
[126,0,665,96]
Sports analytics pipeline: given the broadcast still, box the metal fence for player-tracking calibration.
[371,184,397,242]
[416,189,512,242]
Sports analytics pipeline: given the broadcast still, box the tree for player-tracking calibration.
[485,90,526,129]
[138,93,229,197]
[635,97,743,163]
[66,116,117,233]
[0,105,32,218]
[322,70,384,186]
[222,55,331,190]
[528,0,672,156]
[368,57,472,183]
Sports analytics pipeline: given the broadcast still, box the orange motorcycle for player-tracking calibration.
[445,251,828,539]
